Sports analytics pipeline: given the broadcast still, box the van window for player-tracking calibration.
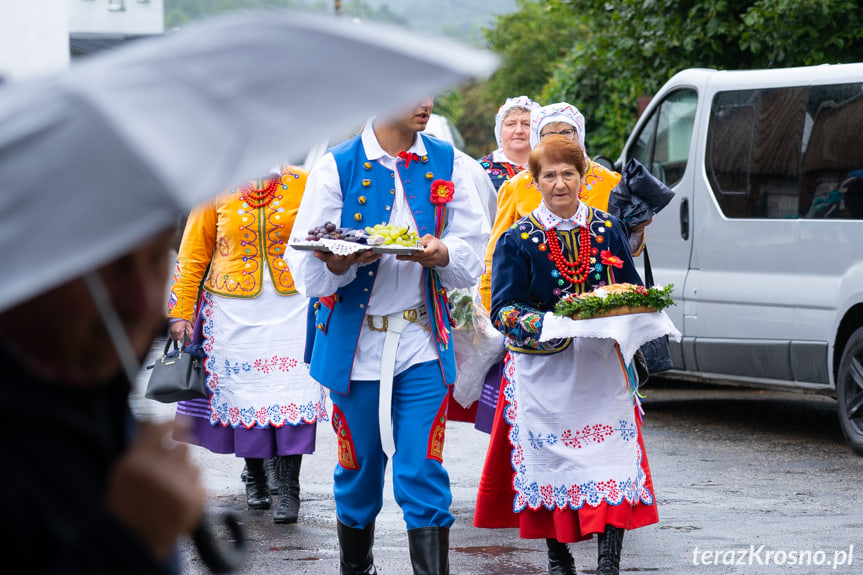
[801,82,863,220]
[707,87,807,219]
[630,89,697,188]
[707,82,863,220]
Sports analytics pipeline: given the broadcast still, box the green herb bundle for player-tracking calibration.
[554,283,675,320]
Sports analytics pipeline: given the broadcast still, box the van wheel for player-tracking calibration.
[838,327,863,456]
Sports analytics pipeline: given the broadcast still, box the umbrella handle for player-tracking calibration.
[191,512,248,573]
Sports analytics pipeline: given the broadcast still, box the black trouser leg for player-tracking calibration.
[337,520,377,575]
[273,454,302,524]
[244,458,272,510]
[546,538,577,575]
[407,527,449,575]
[596,526,624,575]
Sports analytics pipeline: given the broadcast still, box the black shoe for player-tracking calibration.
[244,458,272,510]
[546,538,577,575]
[407,526,449,575]
[337,520,377,574]
[596,526,624,575]
[273,455,302,524]
[264,457,279,495]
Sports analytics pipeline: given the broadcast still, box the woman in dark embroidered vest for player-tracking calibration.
[473,136,659,575]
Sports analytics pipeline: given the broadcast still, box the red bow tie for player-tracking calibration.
[398,151,420,168]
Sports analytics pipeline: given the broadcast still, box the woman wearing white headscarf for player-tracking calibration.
[479,96,541,191]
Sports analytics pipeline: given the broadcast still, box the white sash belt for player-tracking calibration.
[367,307,429,458]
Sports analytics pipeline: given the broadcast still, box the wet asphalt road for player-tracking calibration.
[132,341,863,574]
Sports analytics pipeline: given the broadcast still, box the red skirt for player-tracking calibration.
[473,360,659,543]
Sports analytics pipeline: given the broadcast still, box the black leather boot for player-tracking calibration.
[546,538,577,575]
[264,457,279,495]
[337,520,377,575]
[273,455,302,524]
[407,526,449,575]
[596,526,624,575]
[244,457,272,510]
[241,459,278,494]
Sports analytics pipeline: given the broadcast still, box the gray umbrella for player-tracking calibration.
[0,10,498,314]
[0,11,497,573]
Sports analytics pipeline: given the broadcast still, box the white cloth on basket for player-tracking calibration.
[539,310,681,363]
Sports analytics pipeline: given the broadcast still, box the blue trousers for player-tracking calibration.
[331,360,454,530]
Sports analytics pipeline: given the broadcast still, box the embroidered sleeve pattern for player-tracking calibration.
[494,303,545,347]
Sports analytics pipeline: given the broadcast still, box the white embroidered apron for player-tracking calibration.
[506,337,652,512]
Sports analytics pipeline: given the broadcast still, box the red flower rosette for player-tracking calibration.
[600,249,624,269]
[430,179,455,204]
[428,178,455,348]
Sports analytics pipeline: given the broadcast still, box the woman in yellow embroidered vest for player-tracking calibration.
[167,164,326,525]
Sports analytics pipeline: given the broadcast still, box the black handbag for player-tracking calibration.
[637,245,674,383]
[145,336,207,403]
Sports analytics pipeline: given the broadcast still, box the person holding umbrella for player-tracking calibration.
[0,229,208,574]
[286,97,488,575]
[168,164,326,525]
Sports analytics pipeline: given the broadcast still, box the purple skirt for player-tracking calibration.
[174,397,317,458]
[474,361,504,434]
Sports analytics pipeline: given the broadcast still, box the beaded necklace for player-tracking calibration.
[545,225,591,284]
[239,174,280,208]
[503,162,523,181]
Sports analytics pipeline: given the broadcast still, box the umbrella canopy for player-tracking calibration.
[0,11,497,313]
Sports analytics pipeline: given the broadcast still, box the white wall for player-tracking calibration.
[0,0,70,81]
[68,0,164,35]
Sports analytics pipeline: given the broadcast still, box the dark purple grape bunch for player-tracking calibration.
[306,221,338,241]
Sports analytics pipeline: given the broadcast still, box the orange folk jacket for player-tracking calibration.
[167,165,307,322]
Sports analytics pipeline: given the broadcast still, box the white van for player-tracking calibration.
[616,63,863,454]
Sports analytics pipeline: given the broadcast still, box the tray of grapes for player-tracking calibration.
[290,222,424,255]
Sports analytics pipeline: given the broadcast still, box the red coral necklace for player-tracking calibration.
[545,225,591,284]
[503,162,522,180]
[240,174,280,208]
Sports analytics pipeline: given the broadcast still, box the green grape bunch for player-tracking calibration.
[364,223,422,247]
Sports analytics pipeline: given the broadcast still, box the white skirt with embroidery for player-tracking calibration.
[200,271,327,429]
[507,337,653,512]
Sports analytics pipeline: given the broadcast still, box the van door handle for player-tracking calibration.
[679,198,689,240]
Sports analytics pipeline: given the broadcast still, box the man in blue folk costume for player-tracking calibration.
[285,98,489,575]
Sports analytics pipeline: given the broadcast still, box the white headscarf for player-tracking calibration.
[494,95,540,149]
[529,102,587,153]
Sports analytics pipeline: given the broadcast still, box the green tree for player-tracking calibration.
[483,0,580,106]
[456,0,863,159]
[547,0,863,156]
